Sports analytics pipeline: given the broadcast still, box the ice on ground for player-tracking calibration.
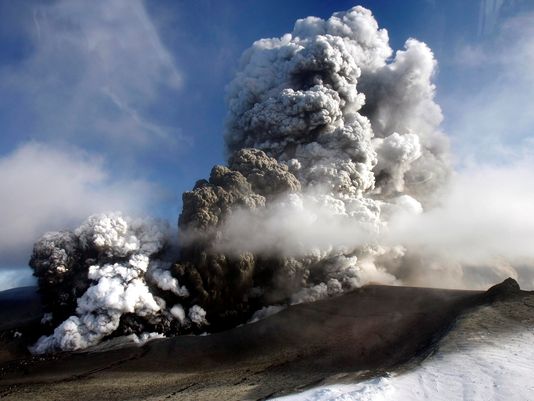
[273,297,534,401]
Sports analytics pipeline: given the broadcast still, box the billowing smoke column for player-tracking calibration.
[30,214,207,353]
[29,6,450,353]
[172,5,448,324]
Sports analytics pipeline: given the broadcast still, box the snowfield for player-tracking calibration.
[274,297,534,401]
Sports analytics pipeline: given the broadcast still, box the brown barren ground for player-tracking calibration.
[0,284,512,401]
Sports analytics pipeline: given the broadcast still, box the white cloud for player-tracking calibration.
[0,142,160,266]
[0,0,185,289]
[478,0,507,36]
[2,0,183,149]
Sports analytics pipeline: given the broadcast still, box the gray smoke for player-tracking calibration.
[29,6,446,352]
[183,6,446,303]
[30,213,206,353]
[29,5,533,354]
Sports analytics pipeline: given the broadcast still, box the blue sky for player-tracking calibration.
[0,0,533,289]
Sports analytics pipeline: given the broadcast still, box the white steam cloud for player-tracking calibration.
[30,213,204,354]
[0,142,156,268]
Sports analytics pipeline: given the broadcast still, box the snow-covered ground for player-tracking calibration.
[274,297,534,401]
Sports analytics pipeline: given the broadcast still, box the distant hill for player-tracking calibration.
[0,286,41,331]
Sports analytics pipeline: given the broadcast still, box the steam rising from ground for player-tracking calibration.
[28,6,534,353]
[30,214,206,353]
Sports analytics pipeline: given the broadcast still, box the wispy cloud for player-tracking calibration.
[0,0,186,279]
[478,0,507,36]
[1,0,184,151]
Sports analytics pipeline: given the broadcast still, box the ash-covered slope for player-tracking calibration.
[0,280,528,401]
[276,280,534,401]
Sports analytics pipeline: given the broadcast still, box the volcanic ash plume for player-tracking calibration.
[30,213,206,353]
[173,6,448,324]
[30,6,453,352]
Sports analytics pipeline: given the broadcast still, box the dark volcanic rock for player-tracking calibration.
[485,277,522,302]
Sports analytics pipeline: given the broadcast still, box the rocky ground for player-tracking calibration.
[0,280,529,401]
